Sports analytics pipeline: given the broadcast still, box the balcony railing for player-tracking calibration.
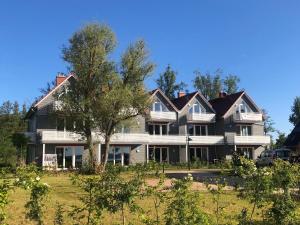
[234,112,263,122]
[187,113,216,122]
[226,134,270,145]
[39,130,270,146]
[149,111,176,121]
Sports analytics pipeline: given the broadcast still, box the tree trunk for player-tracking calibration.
[86,133,95,172]
[102,135,112,170]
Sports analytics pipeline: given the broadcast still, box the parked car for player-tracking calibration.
[255,148,291,167]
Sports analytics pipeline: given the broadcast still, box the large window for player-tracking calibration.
[188,124,208,136]
[55,146,84,169]
[189,147,209,162]
[237,147,253,159]
[148,123,168,135]
[152,100,167,112]
[237,125,252,136]
[238,101,251,113]
[107,146,130,166]
[189,102,205,114]
[148,147,168,163]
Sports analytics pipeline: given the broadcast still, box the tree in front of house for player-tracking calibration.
[193,69,241,99]
[289,96,300,126]
[59,23,154,171]
[156,65,187,99]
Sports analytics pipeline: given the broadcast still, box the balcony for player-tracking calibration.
[226,134,270,145]
[39,131,84,144]
[187,113,216,123]
[149,111,176,121]
[234,112,263,122]
[148,135,224,145]
[38,130,225,145]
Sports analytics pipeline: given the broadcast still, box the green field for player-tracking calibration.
[2,172,272,225]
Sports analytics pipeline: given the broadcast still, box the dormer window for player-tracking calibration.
[189,102,205,114]
[238,101,251,113]
[152,100,167,112]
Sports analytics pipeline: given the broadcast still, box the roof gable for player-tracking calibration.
[171,91,215,113]
[150,89,178,112]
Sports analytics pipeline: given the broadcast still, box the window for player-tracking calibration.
[237,125,252,136]
[149,147,169,163]
[189,102,205,114]
[189,147,209,162]
[237,147,253,159]
[188,124,207,136]
[57,118,65,131]
[107,146,130,166]
[148,123,168,135]
[152,100,167,112]
[237,101,251,113]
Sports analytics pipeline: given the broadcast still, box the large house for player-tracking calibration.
[25,74,270,169]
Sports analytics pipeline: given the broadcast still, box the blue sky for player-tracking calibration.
[0,0,299,136]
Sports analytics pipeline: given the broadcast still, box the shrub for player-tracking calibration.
[164,174,210,225]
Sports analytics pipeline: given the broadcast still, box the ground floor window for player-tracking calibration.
[149,147,169,163]
[55,146,83,169]
[189,147,209,162]
[107,146,130,166]
[236,147,253,159]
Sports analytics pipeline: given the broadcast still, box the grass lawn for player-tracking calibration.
[3,172,275,224]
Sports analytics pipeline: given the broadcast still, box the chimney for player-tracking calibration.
[56,73,66,86]
[178,91,185,98]
[219,92,227,98]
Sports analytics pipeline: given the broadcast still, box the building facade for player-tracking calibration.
[25,74,270,169]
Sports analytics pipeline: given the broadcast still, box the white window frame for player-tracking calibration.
[189,147,209,161]
[55,146,84,169]
[148,147,169,163]
[148,123,168,135]
[187,124,208,136]
[152,100,168,112]
[189,101,206,114]
[239,125,252,136]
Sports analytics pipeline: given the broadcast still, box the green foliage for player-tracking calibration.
[193,69,240,99]
[0,101,27,167]
[205,178,227,225]
[60,23,154,170]
[289,96,300,126]
[266,195,296,225]
[262,109,275,136]
[141,173,166,225]
[164,174,210,225]
[15,165,49,225]
[54,202,65,225]
[156,65,187,99]
[0,180,10,225]
[273,132,287,149]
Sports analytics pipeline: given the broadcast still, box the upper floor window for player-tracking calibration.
[238,101,251,113]
[189,102,205,114]
[237,125,252,136]
[188,124,208,136]
[148,123,168,135]
[152,100,168,112]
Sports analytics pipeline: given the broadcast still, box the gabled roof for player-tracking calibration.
[171,92,198,110]
[171,91,216,113]
[149,88,179,111]
[33,74,74,108]
[209,91,244,117]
